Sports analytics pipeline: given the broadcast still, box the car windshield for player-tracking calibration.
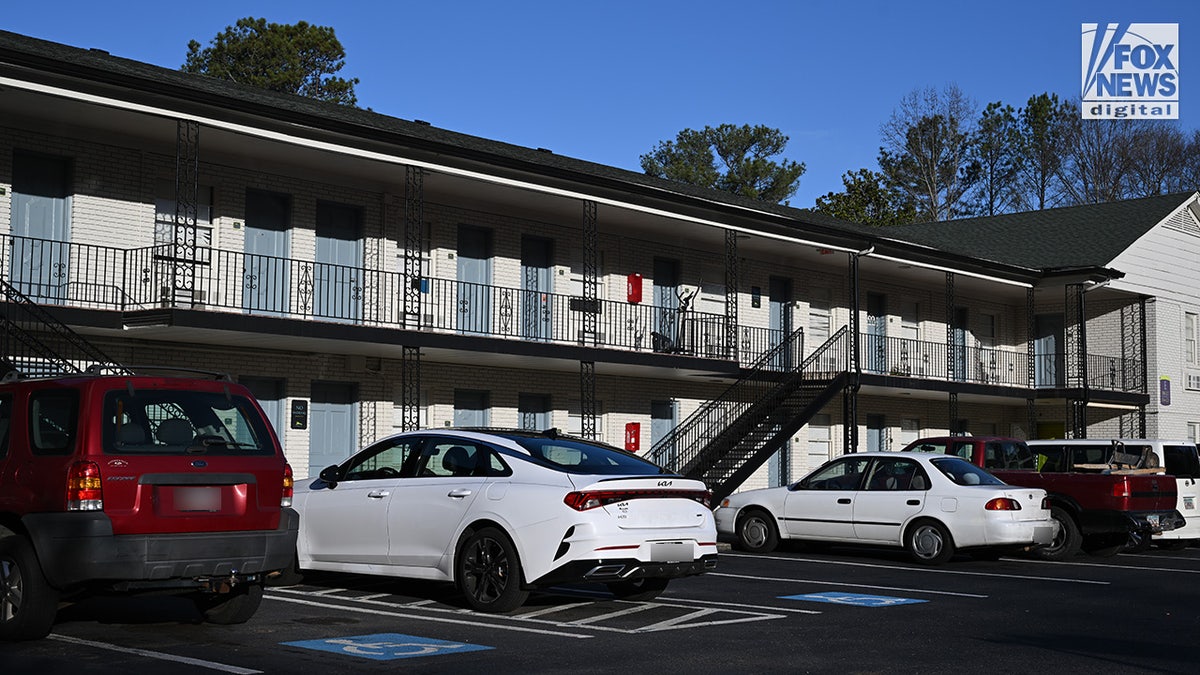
[930,457,1006,486]
[103,389,275,456]
[507,435,667,475]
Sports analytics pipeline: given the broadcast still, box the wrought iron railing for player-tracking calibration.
[0,276,129,378]
[645,326,849,472]
[0,234,1144,392]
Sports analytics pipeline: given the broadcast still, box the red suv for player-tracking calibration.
[0,370,298,640]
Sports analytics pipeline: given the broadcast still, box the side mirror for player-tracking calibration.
[318,465,342,488]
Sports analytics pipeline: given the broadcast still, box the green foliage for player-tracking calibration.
[1016,93,1074,210]
[183,17,359,106]
[640,124,806,204]
[969,101,1022,216]
[814,168,918,227]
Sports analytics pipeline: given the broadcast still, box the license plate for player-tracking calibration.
[650,541,692,562]
[1185,497,1195,510]
[175,487,221,512]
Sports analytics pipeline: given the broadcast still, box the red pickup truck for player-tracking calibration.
[901,436,1184,561]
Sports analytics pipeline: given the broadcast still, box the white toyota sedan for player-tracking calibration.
[292,428,718,611]
[715,452,1057,564]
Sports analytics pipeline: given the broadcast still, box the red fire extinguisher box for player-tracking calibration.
[627,273,642,303]
[624,422,641,452]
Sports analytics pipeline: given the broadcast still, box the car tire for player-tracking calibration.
[1034,507,1081,561]
[736,509,779,554]
[905,519,955,565]
[1156,539,1193,551]
[456,527,529,613]
[197,582,264,625]
[0,536,59,641]
[607,577,669,601]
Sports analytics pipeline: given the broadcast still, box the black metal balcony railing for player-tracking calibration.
[0,234,1145,393]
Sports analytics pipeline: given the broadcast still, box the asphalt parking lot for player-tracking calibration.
[4,544,1199,674]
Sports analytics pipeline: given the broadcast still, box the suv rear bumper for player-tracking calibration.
[24,508,299,590]
[1079,509,1184,537]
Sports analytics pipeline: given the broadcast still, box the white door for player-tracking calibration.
[388,439,488,567]
[783,456,870,540]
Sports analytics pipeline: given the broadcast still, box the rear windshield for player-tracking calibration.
[507,436,667,475]
[930,457,1006,486]
[103,388,276,456]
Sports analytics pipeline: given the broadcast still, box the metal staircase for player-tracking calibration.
[1,277,128,378]
[645,326,851,504]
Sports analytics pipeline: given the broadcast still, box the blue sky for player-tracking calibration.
[4,1,1197,207]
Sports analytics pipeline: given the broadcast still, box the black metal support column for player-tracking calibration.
[580,360,596,440]
[403,166,425,328]
[945,272,956,381]
[399,166,424,431]
[725,229,739,361]
[1065,283,1087,438]
[582,201,598,346]
[846,252,862,452]
[949,392,959,434]
[171,119,199,307]
[1026,287,1036,388]
[400,345,420,432]
[580,201,598,440]
[1027,398,1037,440]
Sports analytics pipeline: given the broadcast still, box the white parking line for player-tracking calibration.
[709,571,990,598]
[724,552,1110,585]
[49,634,262,674]
[267,593,593,639]
[1005,557,1200,574]
[655,596,822,615]
[567,603,659,625]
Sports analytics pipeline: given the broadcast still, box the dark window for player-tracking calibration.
[30,390,78,455]
[341,436,425,480]
[507,435,664,476]
[103,389,275,456]
[420,440,510,478]
[1163,445,1200,478]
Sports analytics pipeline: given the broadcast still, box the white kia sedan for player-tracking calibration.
[292,428,718,611]
[715,452,1057,564]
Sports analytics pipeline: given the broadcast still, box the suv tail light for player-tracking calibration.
[563,488,711,511]
[282,463,294,508]
[67,461,103,511]
[984,497,1022,511]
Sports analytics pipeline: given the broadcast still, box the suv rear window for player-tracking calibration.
[103,389,275,456]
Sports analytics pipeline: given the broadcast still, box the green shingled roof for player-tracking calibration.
[883,193,1194,269]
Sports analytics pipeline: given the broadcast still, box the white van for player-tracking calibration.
[1026,439,1200,550]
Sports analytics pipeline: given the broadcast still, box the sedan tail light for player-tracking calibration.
[984,497,1022,511]
[564,488,712,511]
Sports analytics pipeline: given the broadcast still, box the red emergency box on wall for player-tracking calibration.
[625,422,641,452]
[627,273,643,303]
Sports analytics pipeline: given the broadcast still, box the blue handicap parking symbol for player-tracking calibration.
[781,592,927,607]
[283,633,493,661]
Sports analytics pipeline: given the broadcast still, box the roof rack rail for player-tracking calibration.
[84,364,233,381]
